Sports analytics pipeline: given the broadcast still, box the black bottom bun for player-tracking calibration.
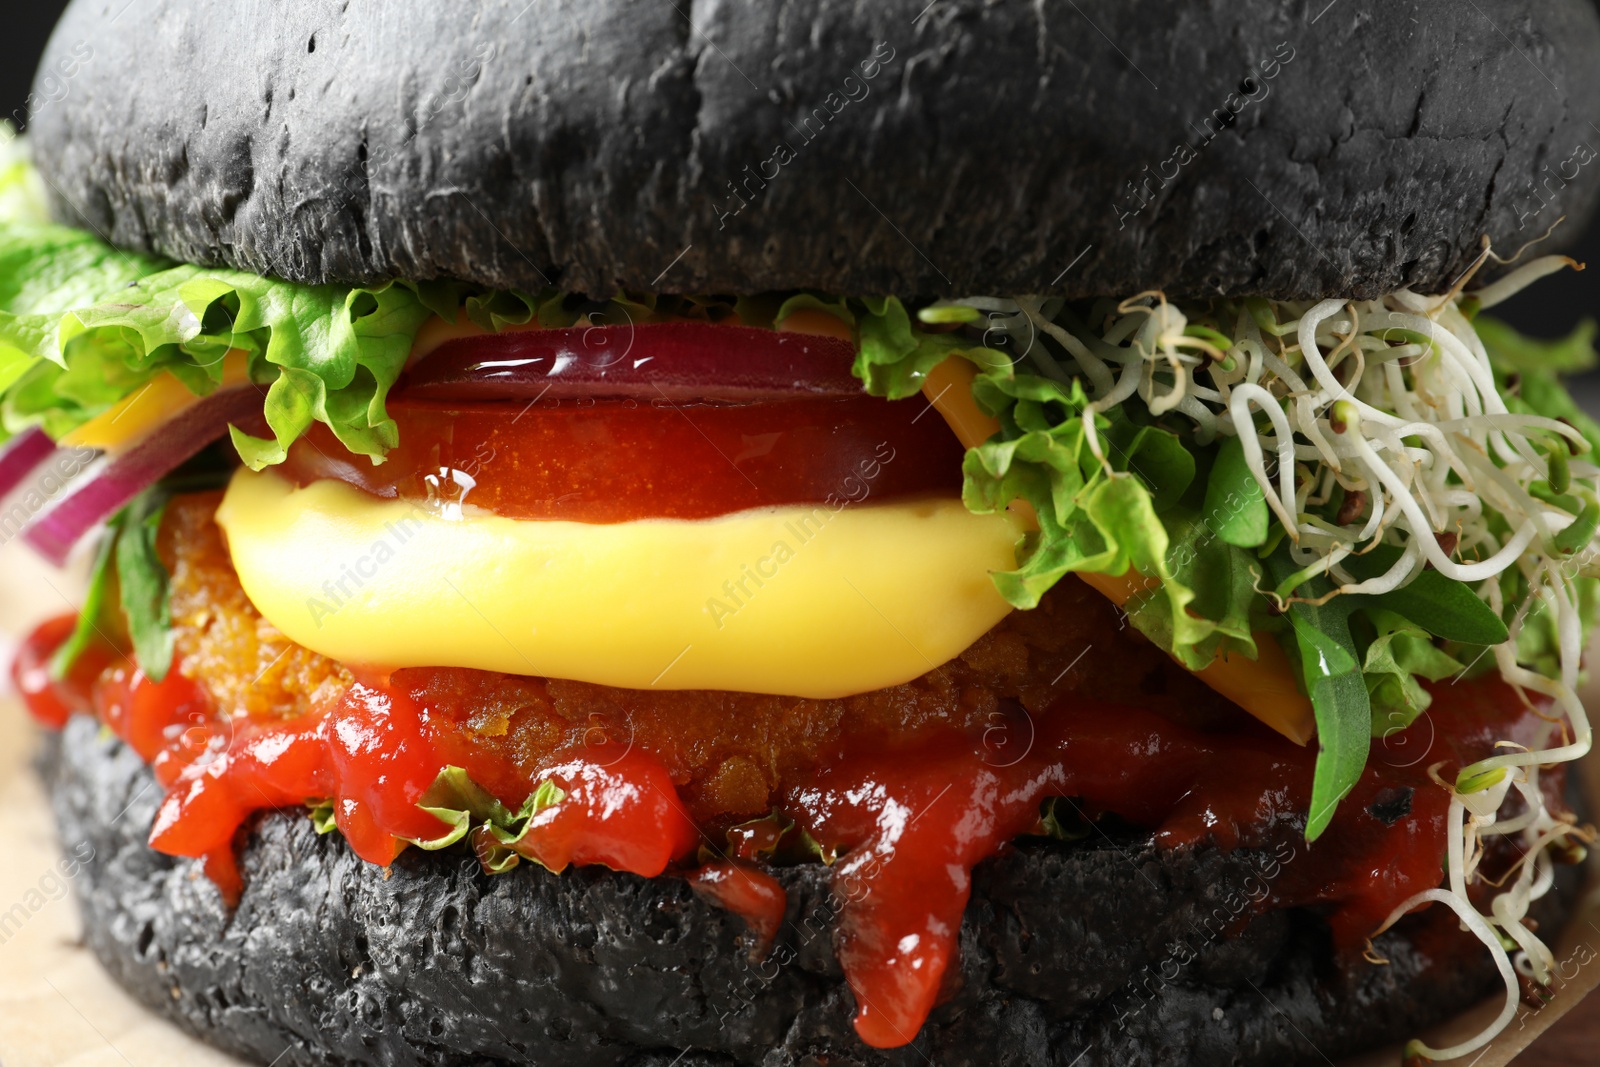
[44,715,1580,1067]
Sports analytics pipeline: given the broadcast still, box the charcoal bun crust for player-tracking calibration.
[30,0,1600,300]
[44,715,1581,1067]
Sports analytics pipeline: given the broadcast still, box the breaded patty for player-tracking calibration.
[160,491,1240,825]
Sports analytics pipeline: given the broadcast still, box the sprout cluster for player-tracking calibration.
[946,254,1595,1062]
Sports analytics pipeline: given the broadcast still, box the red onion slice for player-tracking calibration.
[23,387,260,566]
[0,427,59,501]
[399,323,861,403]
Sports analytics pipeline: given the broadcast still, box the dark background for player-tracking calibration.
[5,0,1599,348]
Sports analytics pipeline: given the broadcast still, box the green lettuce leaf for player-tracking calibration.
[772,292,855,328]
[307,767,569,873]
[0,128,48,228]
[1363,608,1464,736]
[0,212,441,461]
[857,297,1258,672]
[853,295,1005,398]
[1132,508,1266,665]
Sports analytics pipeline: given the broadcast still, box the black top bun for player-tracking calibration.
[30,0,1600,300]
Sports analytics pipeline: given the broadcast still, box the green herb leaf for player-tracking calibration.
[1267,549,1371,841]
[405,766,567,874]
[48,519,122,681]
[1343,544,1508,645]
[1032,796,1093,842]
[1554,497,1600,556]
[1480,315,1600,456]
[1474,316,1598,375]
[1202,434,1270,548]
[115,491,174,682]
[479,779,568,872]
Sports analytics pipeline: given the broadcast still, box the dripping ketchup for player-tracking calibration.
[689,861,789,951]
[9,614,114,729]
[785,683,1554,1047]
[12,618,1561,1050]
[12,624,701,902]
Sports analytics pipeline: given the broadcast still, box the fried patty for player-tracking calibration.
[160,491,1241,826]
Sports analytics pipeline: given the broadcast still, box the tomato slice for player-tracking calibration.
[280,393,966,523]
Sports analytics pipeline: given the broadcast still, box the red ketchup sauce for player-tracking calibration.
[10,618,1557,1051]
[689,862,789,951]
[785,683,1554,1048]
[9,614,114,730]
[14,624,700,901]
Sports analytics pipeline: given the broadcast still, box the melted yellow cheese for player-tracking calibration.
[62,351,252,452]
[216,469,1022,699]
[921,356,1001,450]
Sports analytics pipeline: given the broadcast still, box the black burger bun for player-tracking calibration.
[43,714,1582,1067]
[29,0,1600,301]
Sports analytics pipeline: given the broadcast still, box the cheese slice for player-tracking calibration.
[61,351,252,452]
[216,469,1022,699]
